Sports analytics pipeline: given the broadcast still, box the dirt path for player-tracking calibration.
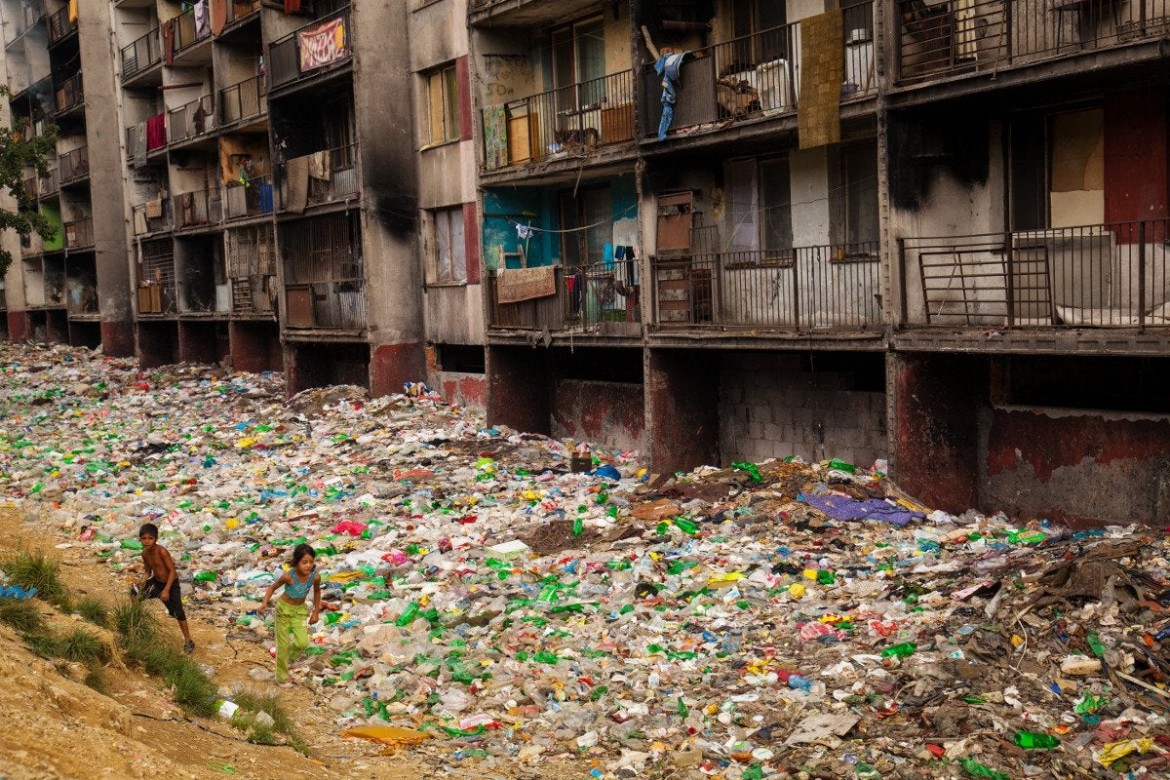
[0,504,433,780]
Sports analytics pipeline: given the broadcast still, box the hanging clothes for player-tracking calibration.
[146,113,167,151]
[655,52,688,141]
[194,0,211,39]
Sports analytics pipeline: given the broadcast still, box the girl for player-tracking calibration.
[260,543,321,686]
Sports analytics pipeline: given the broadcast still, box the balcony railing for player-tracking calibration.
[47,4,77,45]
[897,0,1170,84]
[172,8,212,54]
[268,7,352,91]
[59,146,88,184]
[487,260,642,331]
[64,218,93,250]
[174,187,223,230]
[53,73,84,114]
[483,70,635,171]
[167,95,215,144]
[22,175,37,200]
[904,220,1170,329]
[38,166,58,196]
[132,199,173,236]
[285,279,366,330]
[278,144,359,211]
[121,29,161,81]
[641,2,875,139]
[225,0,262,27]
[219,75,266,125]
[227,225,276,314]
[652,243,882,330]
[225,175,274,220]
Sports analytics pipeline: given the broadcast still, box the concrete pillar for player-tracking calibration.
[890,353,986,512]
[486,346,550,436]
[646,349,720,474]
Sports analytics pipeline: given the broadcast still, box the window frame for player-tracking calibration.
[423,63,461,148]
[427,205,468,285]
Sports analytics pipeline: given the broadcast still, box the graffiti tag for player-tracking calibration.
[299,18,349,73]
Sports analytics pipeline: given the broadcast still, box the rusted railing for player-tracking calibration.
[47,4,77,45]
[53,72,84,114]
[653,243,881,330]
[483,70,635,171]
[172,8,212,54]
[268,7,352,91]
[59,146,88,184]
[641,1,875,139]
[132,199,173,236]
[65,217,93,250]
[227,224,276,314]
[487,260,641,329]
[285,279,366,330]
[897,0,1170,84]
[906,220,1170,328]
[22,175,37,200]
[167,95,215,144]
[174,187,223,230]
[121,28,161,81]
[224,175,274,220]
[225,0,262,27]
[38,165,58,196]
[137,244,177,315]
[219,75,266,125]
[278,144,359,210]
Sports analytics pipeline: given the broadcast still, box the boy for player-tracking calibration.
[135,523,195,653]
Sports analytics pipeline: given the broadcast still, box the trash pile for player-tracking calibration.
[3,342,1170,779]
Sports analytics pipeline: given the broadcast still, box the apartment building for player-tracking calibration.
[472,0,1170,525]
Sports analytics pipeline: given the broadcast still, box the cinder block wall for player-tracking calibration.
[718,354,886,468]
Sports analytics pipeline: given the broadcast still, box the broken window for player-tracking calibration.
[560,185,612,268]
[429,206,467,284]
[726,157,793,257]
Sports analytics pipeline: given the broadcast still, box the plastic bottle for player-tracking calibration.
[880,642,917,658]
[395,601,420,627]
[194,571,217,582]
[827,458,856,474]
[1015,731,1060,749]
[1086,631,1105,657]
[958,758,1010,780]
[572,516,584,536]
[674,517,699,535]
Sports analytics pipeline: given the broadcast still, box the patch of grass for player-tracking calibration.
[112,597,159,646]
[1,551,68,607]
[76,597,109,628]
[228,688,309,754]
[84,667,108,695]
[168,656,218,717]
[112,597,217,717]
[24,632,64,659]
[59,628,109,666]
[0,598,45,633]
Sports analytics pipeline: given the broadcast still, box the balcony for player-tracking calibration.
[224,0,262,29]
[137,241,177,315]
[53,73,84,116]
[227,224,276,316]
[121,29,161,83]
[167,95,216,145]
[897,0,1170,85]
[487,261,642,335]
[22,175,37,200]
[284,279,366,330]
[651,244,882,332]
[219,75,266,127]
[225,175,274,220]
[482,70,636,173]
[641,3,876,144]
[37,166,58,197]
[47,4,77,45]
[903,220,1170,331]
[64,218,94,250]
[126,112,167,163]
[278,144,358,212]
[470,0,592,27]
[132,198,172,236]
[174,187,223,231]
[67,274,99,316]
[171,8,212,58]
[268,7,352,92]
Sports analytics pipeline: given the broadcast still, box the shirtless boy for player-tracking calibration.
[135,522,195,653]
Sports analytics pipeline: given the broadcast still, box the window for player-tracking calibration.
[551,17,607,115]
[729,0,788,66]
[726,157,792,256]
[840,144,879,246]
[430,207,467,284]
[1010,107,1104,231]
[560,186,612,268]
[425,64,460,146]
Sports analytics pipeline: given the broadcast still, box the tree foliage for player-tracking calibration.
[0,88,58,279]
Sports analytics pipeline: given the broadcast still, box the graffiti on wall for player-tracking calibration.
[299,18,349,73]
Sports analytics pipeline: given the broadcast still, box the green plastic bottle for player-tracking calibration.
[572,516,584,536]
[959,758,1010,780]
[194,571,217,583]
[1015,731,1060,749]
[827,458,856,474]
[395,601,420,627]
[880,642,917,658]
[675,517,699,535]
[1086,631,1106,657]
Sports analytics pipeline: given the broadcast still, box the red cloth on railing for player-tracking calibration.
[146,113,167,151]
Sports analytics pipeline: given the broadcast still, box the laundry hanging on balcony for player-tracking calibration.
[655,51,689,141]
[496,266,557,304]
[194,1,211,40]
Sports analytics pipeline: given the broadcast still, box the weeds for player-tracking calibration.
[24,632,63,659]
[112,598,217,717]
[83,667,108,694]
[1,551,68,607]
[112,597,159,646]
[76,597,109,628]
[0,598,45,633]
[229,687,308,754]
[59,628,109,665]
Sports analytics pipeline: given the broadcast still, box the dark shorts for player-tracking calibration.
[141,579,187,621]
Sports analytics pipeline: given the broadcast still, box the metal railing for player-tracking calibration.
[225,0,262,26]
[126,123,146,164]
[172,8,212,54]
[227,224,276,314]
[121,28,161,81]
[483,70,635,170]
[897,0,1170,84]
[641,2,875,138]
[905,220,1170,329]
[224,175,274,219]
[219,75,266,125]
[47,4,77,45]
[278,144,359,210]
[486,260,642,330]
[59,146,88,184]
[268,7,352,91]
[132,199,173,235]
[174,187,223,230]
[38,166,58,196]
[653,243,882,330]
[53,73,84,114]
[64,218,93,250]
[167,95,215,144]
[285,279,366,330]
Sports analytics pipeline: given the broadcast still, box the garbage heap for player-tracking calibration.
[2,343,1169,779]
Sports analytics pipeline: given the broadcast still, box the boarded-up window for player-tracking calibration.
[426,64,459,146]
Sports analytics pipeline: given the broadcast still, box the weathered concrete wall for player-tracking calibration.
[647,349,720,474]
[719,353,885,467]
[487,346,551,436]
[432,370,487,411]
[551,380,646,454]
[980,407,1170,526]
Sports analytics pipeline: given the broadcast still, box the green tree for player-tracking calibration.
[0,90,57,278]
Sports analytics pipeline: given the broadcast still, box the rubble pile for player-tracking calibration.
[2,343,1170,779]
